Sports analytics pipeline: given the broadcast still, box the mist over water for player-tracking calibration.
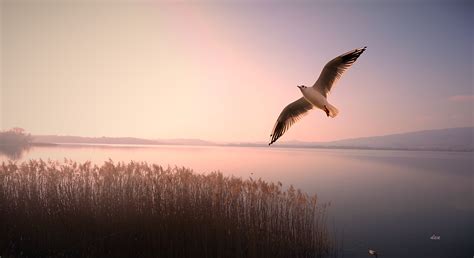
[1,145,472,258]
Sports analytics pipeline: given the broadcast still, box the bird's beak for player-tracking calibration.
[297,85,301,89]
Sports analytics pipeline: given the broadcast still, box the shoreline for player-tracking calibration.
[27,141,474,153]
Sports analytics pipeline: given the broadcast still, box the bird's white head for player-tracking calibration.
[297,85,308,92]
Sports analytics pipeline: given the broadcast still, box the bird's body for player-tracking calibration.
[299,86,339,118]
[269,47,366,145]
[300,87,328,111]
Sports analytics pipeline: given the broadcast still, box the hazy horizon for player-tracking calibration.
[2,0,473,142]
[25,125,473,143]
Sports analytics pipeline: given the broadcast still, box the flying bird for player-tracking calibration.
[269,47,367,145]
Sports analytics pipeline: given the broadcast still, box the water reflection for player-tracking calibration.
[0,144,30,160]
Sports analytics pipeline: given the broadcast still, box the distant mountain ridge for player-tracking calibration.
[323,127,473,151]
[32,135,214,146]
[32,135,159,145]
[32,127,473,152]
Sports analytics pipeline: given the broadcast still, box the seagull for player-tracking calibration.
[368,249,378,257]
[269,47,367,145]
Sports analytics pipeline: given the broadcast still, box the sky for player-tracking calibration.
[1,0,473,142]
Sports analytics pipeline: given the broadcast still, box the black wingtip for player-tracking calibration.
[269,139,276,146]
[342,47,367,62]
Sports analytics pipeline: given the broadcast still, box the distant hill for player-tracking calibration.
[32,135,214,146]
[229,127,474,152]
[321,127,473,151]
[32,127,473,152]
[32,135,159,145]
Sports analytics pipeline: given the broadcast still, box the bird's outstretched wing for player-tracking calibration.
[313,47,366,97]
[269,97,313,145]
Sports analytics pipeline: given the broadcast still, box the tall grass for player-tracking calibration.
[0,159,332,257]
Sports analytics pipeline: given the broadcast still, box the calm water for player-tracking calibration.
[1,145,473,258]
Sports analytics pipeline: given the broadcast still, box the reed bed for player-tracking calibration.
[0,159,332,258]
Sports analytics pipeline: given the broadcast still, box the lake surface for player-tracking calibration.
[1,144,473,258]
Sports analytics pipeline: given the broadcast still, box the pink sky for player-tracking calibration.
[1,1,473,142]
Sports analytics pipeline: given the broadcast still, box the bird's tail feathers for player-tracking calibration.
[326,103,339,118]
